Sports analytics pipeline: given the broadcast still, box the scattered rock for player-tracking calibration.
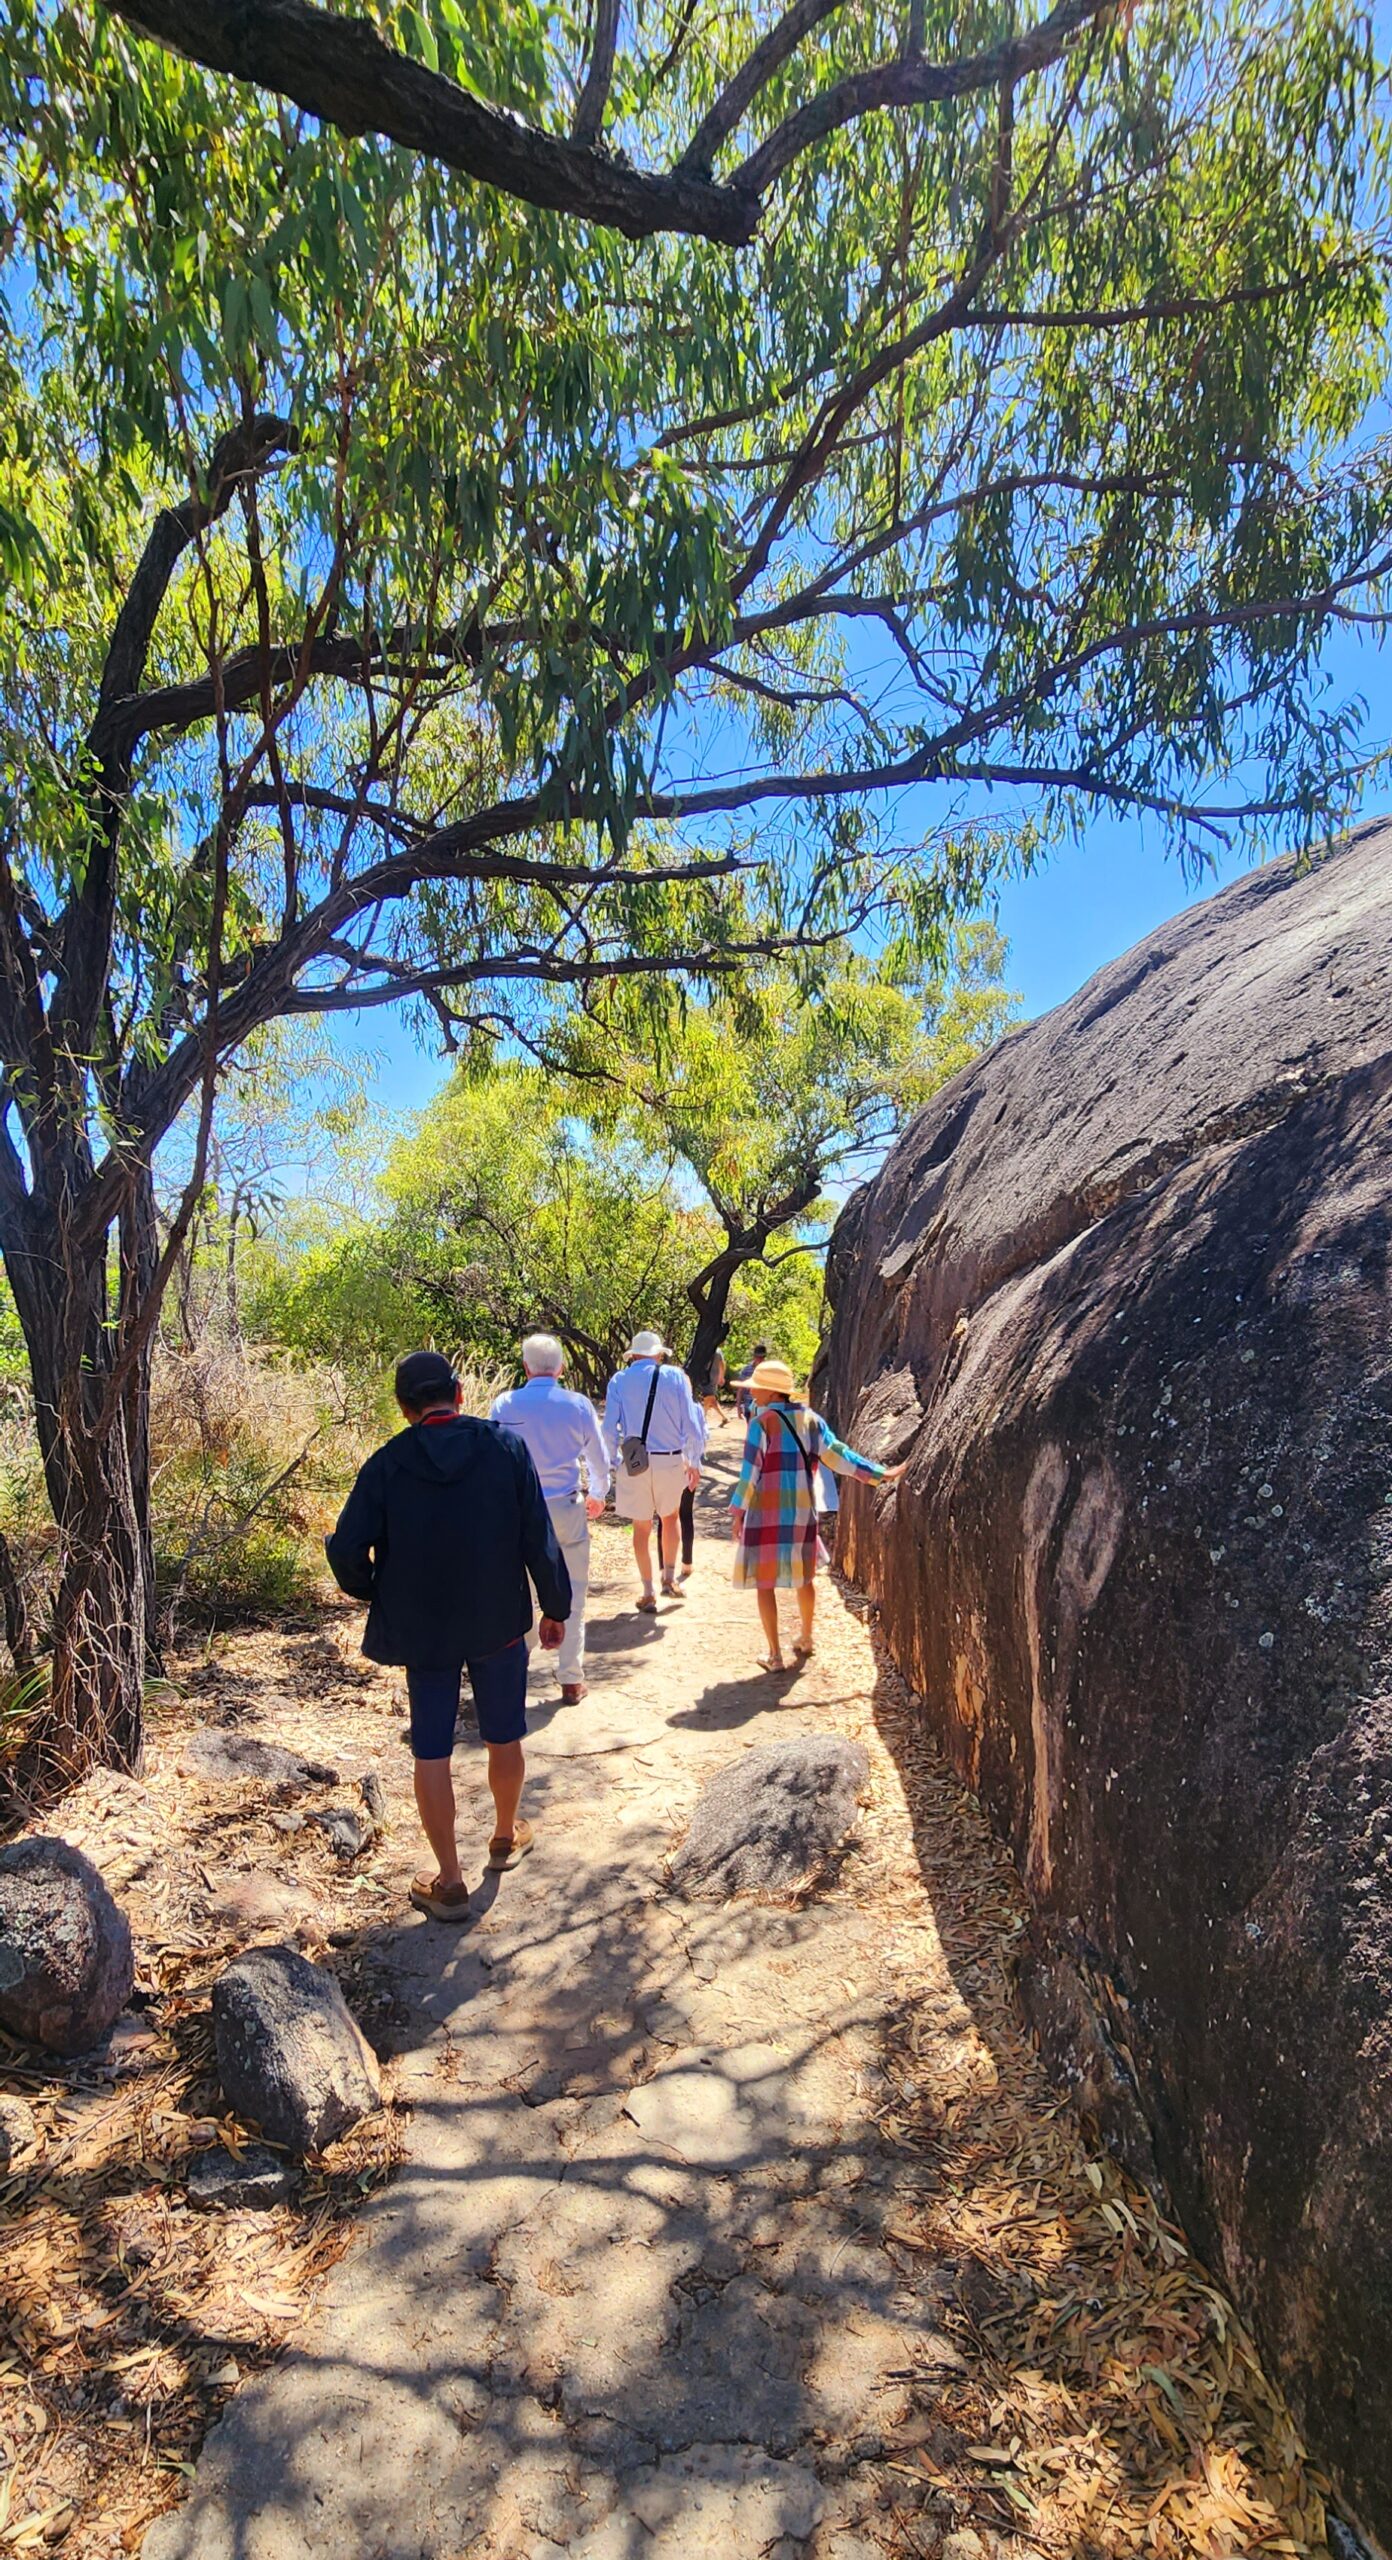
[670,1736,869,1899]
[208,1871,324,1941]
[182,1732,338,1789]
[360,1772,388,1826]
[941,2534,990,2560]
[307,1806,373,1859]
[188,2142,300,2211]
[0,1836,135,2056]
[268,1810,305,1835]
[822,819,1392,2543]
[0,2094,38,2170]
[213,1943,381,2155]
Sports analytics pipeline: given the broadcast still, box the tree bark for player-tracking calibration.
[685,1242,750,1390]
[119,1166,164,1671]
[0,1195,151,1777]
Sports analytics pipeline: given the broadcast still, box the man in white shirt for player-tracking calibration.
[491,1335,609,1702]
[602,1331,704,1612]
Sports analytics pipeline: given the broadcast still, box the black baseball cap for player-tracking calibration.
[394,1350,459,1408]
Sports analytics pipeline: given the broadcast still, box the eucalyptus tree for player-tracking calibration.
[564,930,1018,1385]
[0,2,1389,1770]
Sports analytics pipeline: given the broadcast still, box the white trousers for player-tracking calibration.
[533,1493,591,1683]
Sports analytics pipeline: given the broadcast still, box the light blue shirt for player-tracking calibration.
[490,1375,611,1501]
[602,1360,705,1470]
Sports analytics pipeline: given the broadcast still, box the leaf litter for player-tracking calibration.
[806,1575,1337,2559]
[0,1615,410,2560]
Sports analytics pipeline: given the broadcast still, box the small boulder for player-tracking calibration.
[0,1837,135,2056]
[0,2094,38,2171]
[360,1771,388,1826]
[670,1736,870,1900]
[307,1806,373,1860]
[213,1943,380,2155]
[188,2142,300,2211]
[182,1732,338,1789]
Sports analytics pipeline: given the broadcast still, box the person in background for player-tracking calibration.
[729,1357,906,1672]
[733,1343,768,1422]
[491,1333,608,1704]
[326,1350,570,1921]
[673,1354,711,1582]
[694,1346,727,1425]
[814,1450,841,1561]
[603,1330,704,1611]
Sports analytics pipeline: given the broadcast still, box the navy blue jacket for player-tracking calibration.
[325,1415,571,1667]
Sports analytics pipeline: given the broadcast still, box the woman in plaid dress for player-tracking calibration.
[729,1359,906,1671]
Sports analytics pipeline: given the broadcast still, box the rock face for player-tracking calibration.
[821,822,1392,2550]
[213,1944,381,2156]
[0,1837,135,2056]
[670,1737,869,1899]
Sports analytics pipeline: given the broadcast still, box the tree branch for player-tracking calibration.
[104,0,759,243]
[103,0,1111,244]
[572,0,622,146]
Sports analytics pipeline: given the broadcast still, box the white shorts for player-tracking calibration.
[613,1452,688,1521]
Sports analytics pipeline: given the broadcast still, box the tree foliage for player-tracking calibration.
[248,1061,830,1397]
[561,925,1018,1371]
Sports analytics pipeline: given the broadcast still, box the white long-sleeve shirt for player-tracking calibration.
[602,1359,705,1471]
[490,1375,611,1500]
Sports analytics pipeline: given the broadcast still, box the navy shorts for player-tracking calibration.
[406,1640,528,1759]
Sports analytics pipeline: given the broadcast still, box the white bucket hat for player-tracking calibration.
[627,1329,667,1359]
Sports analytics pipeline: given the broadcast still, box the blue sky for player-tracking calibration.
[332,609,1392,1131]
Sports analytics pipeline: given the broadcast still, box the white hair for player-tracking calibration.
[522,1332,565,1376]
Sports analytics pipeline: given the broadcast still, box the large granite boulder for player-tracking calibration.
[0,1836,135,2055]
[820,822,1392,2550]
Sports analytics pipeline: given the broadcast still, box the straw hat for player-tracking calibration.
[627,1329,668,1359]
[750,1358,798,1398]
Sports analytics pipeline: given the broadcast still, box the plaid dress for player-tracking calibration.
[729,1401,891,1590]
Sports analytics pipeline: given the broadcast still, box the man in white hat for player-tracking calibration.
[602,1332,704,1611]
[492,1334,610,1703]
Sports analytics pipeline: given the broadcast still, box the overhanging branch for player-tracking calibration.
[103,0,1112,245]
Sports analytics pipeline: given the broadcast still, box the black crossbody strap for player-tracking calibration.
[781,1410,820,1491]
[638,1365,660,1446]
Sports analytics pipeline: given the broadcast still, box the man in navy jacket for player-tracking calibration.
[326,1350,571,1920]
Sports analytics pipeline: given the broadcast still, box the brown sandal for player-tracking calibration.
[409,1873,471,1923]
[488,1818,535,1871]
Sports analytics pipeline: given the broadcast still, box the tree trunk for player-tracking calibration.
[685,1242,749,1390]
[0,1197,151,1778]
[120,1166,163,1669]
[47,1425,149,1775]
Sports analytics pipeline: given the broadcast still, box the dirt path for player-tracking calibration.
[138,1448,1331,2560]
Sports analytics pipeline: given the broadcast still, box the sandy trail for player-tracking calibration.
[141,1447,1332,2560]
